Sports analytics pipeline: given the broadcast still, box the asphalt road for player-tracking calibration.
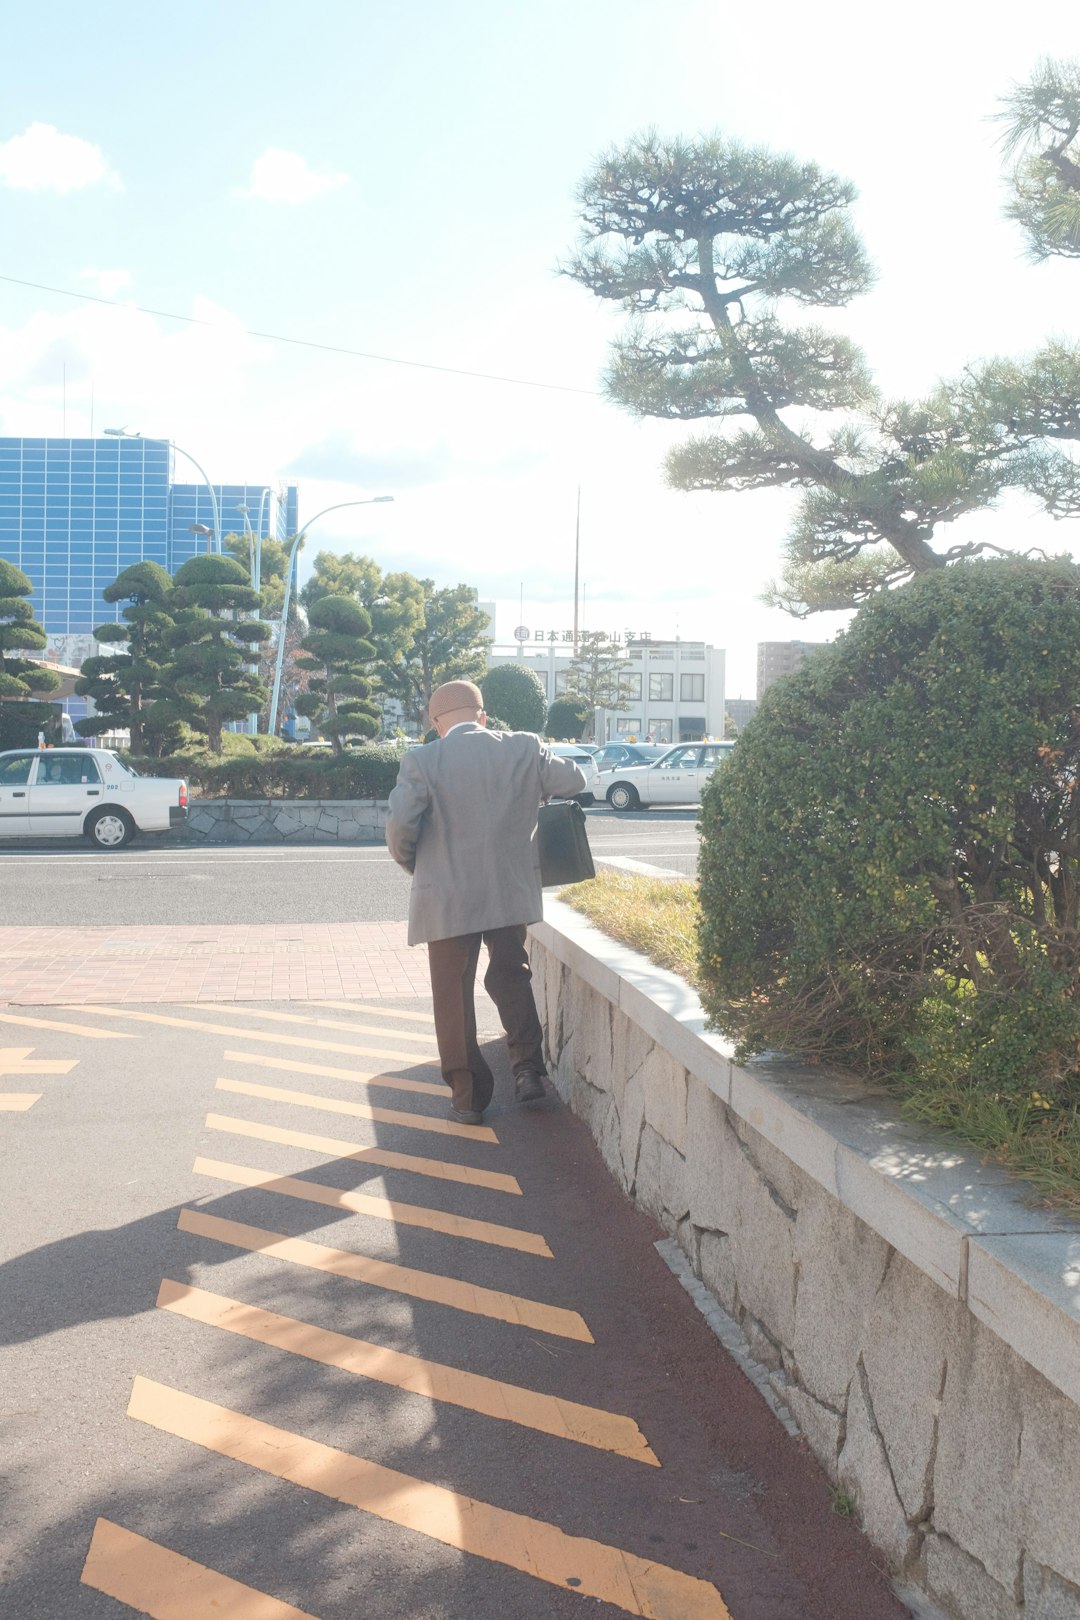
[1,998,907,1620]
[0,808,700,927]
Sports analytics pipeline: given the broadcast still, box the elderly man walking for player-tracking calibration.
[385,679,586,1125]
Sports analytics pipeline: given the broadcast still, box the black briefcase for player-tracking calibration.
[537,800,596,887]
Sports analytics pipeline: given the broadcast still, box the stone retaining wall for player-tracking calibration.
[529,899,1080,1620]
[182,798,388,843]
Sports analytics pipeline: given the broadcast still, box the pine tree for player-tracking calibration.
[562,633,633,713]
[74,561,177,755]
[161,556,269,754]
[998,57,1080,260]
[294,595,380,753]
[0,560,61,746]
[565,132,1080,613]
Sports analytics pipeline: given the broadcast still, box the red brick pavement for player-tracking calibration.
[0,923,432,1005]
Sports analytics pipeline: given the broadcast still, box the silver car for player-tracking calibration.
[548,744,600,806]
[604,741,735,811]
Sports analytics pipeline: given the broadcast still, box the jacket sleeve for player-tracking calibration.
[537,742,588,799]
[385,751,429,873]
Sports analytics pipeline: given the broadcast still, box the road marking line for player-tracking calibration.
[223,1048,445,1097]
[215,1076,498,1143]
[158,1281,656,1465]
[81,1516,319,1619]
[177,1209,591,1340]
[183,1002,439,1045]
[65,1005,438,1067]
[192,1156,551,1256]
[0,1044,79,1076]
[0,1093,41,1110]
[0,1012,132,1040]
[312,1000,436,1026]
[128,1379,728,1618]
[206,1113,522,1195]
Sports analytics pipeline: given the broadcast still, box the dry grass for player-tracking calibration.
[559,869,702,988]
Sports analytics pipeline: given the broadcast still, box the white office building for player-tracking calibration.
[487,635,725,743]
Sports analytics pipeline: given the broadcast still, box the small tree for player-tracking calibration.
[481,664,547,733]
[562,633,633,715]
[294,595,380,753]
[546,695,592,740]
[0,560,61,746]
[162,556,269,754]
[74,561,177,755]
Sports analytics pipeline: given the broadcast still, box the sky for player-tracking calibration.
[1,0,1079,696]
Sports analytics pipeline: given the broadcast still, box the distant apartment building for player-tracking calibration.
[756,640,824,698]
[0,435,297,638]
[487,634,725,742]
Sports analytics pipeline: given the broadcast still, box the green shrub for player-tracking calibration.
[481,664,547,732]
[546,696,591,740]
[698,558,1080,1107]
[127,740,406,800]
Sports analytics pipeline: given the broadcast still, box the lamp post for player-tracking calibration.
[267,495,394,737]
[104,427,224,557]
[188,522,213,554]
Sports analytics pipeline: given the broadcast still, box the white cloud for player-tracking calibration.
[239,147,349,204]
[77,268,133,299]
[0,122,118,193]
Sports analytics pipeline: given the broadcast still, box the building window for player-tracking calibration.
[648,672,673,702]
[623,672,642,700]
[616,718,641,737]
[680,673,705,701]
[554,671,568,695]
[648,719,673,743]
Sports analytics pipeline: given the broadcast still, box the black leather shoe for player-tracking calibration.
[514,1067,546,1104]
[449,1103,484,1126]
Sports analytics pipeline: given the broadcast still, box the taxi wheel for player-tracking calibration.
[86,807,136,849]
[607,782,640,812]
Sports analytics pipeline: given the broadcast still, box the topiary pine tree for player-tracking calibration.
[294,595,381,754]
[161,556,269,754]
[564,132,1080,614]
[74,560,177,756]
[562,632,632,713]
[481,663,547,733]
[0,559,61,747]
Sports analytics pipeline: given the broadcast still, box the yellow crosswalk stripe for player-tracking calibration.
[0,1045,78,1076]
[223,1048,445,1097]
[205,1112,522,1195]
[182,1002,439,1044]
[128,1379,730,1618]
[0,1093,41,1110]
[64,1004,437,1067]
[0,1011,131,1040]
[158,1280,657,1465]
[177,1208,592,1340]
[312,1000,435,1025]
[215,1076,498,1143]
[192,1156,552,1256]
[81,1517,319,1619]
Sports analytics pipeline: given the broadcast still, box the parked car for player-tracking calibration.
[0,748,188,849]
[604,741,735,810]
[592,743,670,774]
[548,743,600,806]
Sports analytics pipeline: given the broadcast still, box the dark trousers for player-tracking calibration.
[427,924,545,1110]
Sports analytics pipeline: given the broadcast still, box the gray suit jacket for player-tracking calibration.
[385,726,587,944]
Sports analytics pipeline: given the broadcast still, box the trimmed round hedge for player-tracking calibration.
[697,558,1080,1100]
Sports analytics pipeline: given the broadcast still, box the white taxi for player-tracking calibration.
[604,741,735,811]
[0,748,188,849]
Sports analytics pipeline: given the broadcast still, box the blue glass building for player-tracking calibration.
[0,435,299,635]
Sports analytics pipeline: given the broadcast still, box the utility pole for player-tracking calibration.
[573,486,581,657]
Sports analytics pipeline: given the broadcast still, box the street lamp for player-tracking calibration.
[104,426,224,557]
[188,522,213,554]
[268,496,394,737]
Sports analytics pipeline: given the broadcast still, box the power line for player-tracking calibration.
[0,272,601,398]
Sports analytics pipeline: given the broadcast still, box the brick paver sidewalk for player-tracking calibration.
[0,923,430,1005]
